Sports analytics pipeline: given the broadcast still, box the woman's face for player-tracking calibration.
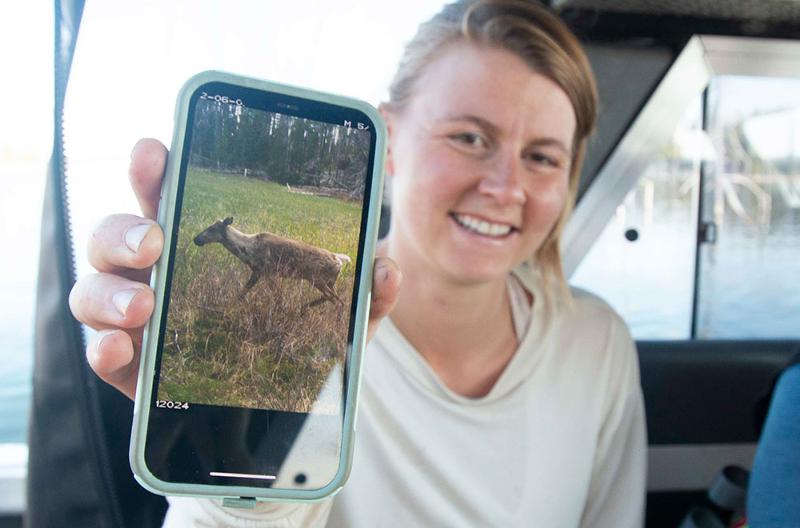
[386,42,577,286]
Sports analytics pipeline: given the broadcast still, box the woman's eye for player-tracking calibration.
[527,152,559,167]
[450,132,488,149]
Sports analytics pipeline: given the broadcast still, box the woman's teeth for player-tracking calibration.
[453,213,512,237]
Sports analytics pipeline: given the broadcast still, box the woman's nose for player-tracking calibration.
[477,151,526,205]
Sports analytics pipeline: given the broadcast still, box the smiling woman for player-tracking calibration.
[28,1,800,527]
[384,44,577,288]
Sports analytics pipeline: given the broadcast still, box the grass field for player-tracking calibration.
[157,168,360,414]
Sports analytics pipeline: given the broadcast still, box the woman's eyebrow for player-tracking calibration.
[443,114,500,136]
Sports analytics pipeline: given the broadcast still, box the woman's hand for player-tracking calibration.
[69,138,401,400]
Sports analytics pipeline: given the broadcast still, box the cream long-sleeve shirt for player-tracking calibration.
[163,265,647,527]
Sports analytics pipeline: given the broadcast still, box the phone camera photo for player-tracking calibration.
[161,92,370,415]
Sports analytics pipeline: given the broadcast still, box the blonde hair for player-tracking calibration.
[387,0,598,298]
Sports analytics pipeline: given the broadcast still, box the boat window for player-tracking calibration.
[571,96,703,340]
[695,76,800,338]
[572,76,800,340]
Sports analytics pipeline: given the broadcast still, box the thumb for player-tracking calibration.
[366,257,402,342]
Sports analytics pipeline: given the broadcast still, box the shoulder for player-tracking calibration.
[517,267,638,387]
[563,285,635,357]
[513,265,630,341]
[512,269,643,427]
[562,286,641,393]
[566,286,630,336]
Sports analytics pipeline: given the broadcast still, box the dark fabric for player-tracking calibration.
[26,0,110,524]
[638,340,800,445]
[27,158,114,528]
[789,352,800,368]
[753,351,800,436]
[26,0,167,526]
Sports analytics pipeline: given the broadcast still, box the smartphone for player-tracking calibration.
[130,71,385,502]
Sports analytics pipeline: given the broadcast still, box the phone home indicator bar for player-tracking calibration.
[210,471,277,480]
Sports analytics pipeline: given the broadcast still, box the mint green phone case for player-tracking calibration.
[129,71,386,503]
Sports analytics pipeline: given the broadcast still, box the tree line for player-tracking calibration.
[189,99,371,197]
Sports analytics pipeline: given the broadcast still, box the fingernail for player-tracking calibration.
[125,224,152,253]
[112,289,139,317]
[89,329,115,364]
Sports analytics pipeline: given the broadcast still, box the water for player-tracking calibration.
[572,178,800,341]
[0,288,33,444]
[571,181,699,340]
[697,206,800,339]
[0,163,44,444]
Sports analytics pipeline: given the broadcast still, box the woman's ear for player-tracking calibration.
[379,103,395,177]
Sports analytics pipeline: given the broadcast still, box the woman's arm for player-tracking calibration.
[580,319,648,528]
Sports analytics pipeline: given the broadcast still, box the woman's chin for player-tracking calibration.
[434,253,515,286]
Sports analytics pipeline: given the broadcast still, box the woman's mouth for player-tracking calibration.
[450,213,516,238]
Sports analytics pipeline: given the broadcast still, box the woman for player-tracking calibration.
[69,0,647,526]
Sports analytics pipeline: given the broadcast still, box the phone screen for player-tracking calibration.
[143,81,378,490]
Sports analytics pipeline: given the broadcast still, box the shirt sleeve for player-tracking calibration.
[162,497,333,528]
[579,318,648,528]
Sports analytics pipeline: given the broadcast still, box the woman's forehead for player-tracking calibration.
[409,42,576,142]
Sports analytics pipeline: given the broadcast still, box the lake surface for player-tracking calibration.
[0,285,33,444]
[1,163,43,444]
